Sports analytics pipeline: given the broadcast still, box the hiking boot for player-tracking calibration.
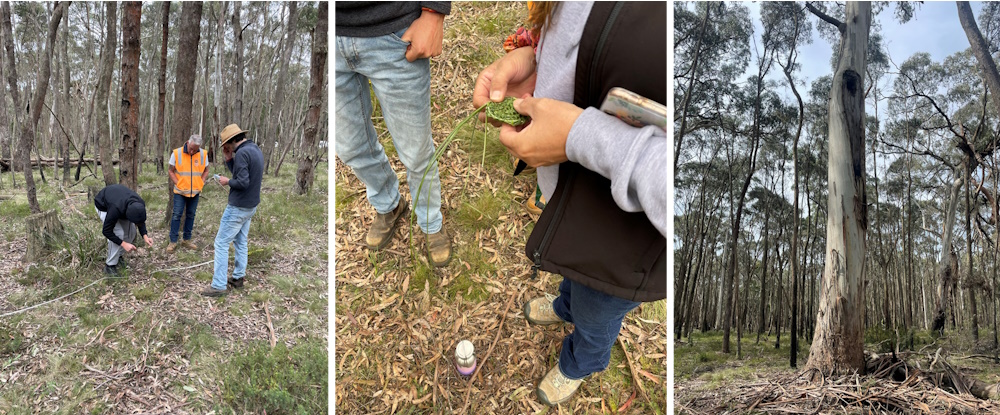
[200,287,229,297]
[426,229,452,267]
[166,242,177,253]
[366,199,409,250]
[524,294,564,325]
[104,264,121,277]
[537,364,584,406]
[228,277,244,289]
[181,240,198,250]
[524,185,546,215]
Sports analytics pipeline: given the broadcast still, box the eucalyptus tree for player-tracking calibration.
[802,1,872,374]
[119,2,141,190]
[674,1,752,171]
[295,1,326,195]
[164,2,201,223]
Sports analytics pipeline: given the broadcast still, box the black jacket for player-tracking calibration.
[94,184,148,245]
[525,2,666,302]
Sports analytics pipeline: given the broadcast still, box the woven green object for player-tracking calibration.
[485,97,529,126]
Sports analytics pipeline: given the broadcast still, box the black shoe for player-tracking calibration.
[104,264,121,277]
[228,277,244,289]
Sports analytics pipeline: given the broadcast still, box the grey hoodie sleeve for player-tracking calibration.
[565,107,666,237]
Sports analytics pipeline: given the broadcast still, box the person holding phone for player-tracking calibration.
[202,123,264,297]
[473,1,666,406]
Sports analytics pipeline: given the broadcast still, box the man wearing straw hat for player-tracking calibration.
[201,123,264,297]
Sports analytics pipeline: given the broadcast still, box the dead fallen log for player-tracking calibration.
[0,157,117,171]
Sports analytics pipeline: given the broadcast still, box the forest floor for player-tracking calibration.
[675,330,1000,414]
[0,160,328,414]
[333,2,667,414]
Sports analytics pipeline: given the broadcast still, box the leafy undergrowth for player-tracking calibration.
[0,161,328,414]
[334,2,667,414]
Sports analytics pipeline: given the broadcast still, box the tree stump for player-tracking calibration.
[25,209,64,263]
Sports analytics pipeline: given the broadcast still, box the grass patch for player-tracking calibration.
[222,340,328,415]
[133,286,158,302]
[675,331,808,384]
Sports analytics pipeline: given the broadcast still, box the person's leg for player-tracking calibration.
[212,205,244,290]
[551,278,574,323]
[107,217,128,266]
[363,30,442,234]
[231,207,256,280]
[98,209,120,266]
[558,280,640,379]
[169,193,184,243]
[183,195,199,241]
[334,35,401,216]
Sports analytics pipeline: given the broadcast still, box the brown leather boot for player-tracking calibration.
[426,229,452,267]
[366,199,409,250]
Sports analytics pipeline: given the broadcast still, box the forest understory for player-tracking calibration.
[0,162,328,414]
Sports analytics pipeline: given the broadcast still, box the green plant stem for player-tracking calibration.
[413,103,489,231]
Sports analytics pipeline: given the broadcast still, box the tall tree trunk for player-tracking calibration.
[212,2,227,163]
[757,212,770,344]
[674,3,711,171]
[782,36,805,367]
[119,2,141,190]
[805,1,871,375]
[958,2,1000,119]
[96,1,118,186]
[933,173,963,334]
[165,2,202,224]
[60,10,70,184]
[231,1,244,126]
[264,2,299,173]
[967,161,978,341]
[295,2,326,194]
[154,2,169,174]
[5,2,66,213]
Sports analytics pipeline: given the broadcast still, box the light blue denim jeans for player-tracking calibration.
[212,205,257,290]
[334,28,443,234]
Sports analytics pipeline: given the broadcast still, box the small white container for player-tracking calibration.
[455,340,476,376]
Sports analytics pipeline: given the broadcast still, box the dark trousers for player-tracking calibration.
[169,193,200,243]
[552,278,641,379]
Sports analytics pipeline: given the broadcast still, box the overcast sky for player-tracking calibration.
[745,1,984,100]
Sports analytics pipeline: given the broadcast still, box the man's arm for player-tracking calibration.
[102,211,123,245]
[401,2,448,62]
[168,165,179,186]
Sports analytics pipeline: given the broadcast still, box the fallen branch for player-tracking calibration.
[618,334,649,402]
[264,301,276,348]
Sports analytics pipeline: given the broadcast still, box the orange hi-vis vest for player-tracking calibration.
[173,146,207,196]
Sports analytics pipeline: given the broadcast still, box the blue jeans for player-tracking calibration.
[552,278,641,379]
[169,193,200,243]
[334,29,443,234]
[212,205,257,290]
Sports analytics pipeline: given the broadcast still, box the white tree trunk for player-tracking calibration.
[806,2,871,375]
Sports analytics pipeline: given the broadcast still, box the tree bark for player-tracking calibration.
[231,1,244,126]
[264,2,299,173]
[96,1,117,186]
[59,9,70,184]
[154,2,169,174]
[805,1,871,375]
[295,3,326,195]
[119,2,141,191]
[933,174,963,334]
[958,2,1000,120]
[165,1,202,224]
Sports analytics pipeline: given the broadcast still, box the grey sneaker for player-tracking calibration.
[537,364,584,406]
[524,294,564,325]
[366,199,409,249]
[426,229,452,267]
[200,287,229,297]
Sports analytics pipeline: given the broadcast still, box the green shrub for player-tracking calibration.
[222,340,328,415]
